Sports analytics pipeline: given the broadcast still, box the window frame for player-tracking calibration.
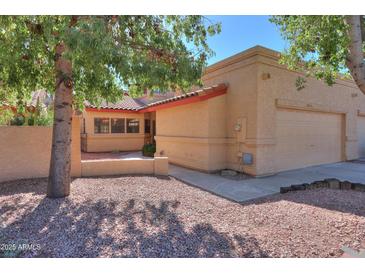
[94,117,110,134]
[126,118,140,133]
[111,118,126,134]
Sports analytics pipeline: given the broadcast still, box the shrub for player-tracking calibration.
[142,143,156,157]
[0,108,14,125]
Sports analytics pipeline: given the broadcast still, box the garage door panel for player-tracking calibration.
[275,109,343,172]
[357,116,365,157]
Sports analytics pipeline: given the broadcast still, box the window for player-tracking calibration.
[144,119,151,134]
[94,118,109,133]
[111,118,125,133]
[127,119,140,133]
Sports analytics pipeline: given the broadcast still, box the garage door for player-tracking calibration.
[275,109,343,172]
[357,116,365,157]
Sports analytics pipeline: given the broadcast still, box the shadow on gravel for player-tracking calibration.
[240,189,365,218]
[1,192,268,258]
[0,178,48,197]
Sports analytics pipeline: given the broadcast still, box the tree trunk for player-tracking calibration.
[47,43,73,198]
[345,15,365,95]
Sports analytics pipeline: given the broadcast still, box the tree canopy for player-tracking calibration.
[0,16,220,110]
[270,15,365,92]
[0,15,221,198]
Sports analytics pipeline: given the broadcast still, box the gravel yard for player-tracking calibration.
[1,175,365,258]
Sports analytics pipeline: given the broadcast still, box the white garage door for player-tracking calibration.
[357,116,365,157]
[275,109,343,172]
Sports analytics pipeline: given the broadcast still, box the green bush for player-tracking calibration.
[0,108,14,125]
[8,109,53,126]
[34,109,53,126]
[142,143,156,157]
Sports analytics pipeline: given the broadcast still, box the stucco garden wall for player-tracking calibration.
[81,110,146,152]
[81,156,168,177]
[0,117,81,183]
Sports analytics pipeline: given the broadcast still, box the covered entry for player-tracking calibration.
[275,109,343,172]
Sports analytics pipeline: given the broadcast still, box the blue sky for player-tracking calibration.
[205,16,287,65]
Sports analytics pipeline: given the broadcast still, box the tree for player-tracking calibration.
[270,15,365,94]
[0,16,220,198]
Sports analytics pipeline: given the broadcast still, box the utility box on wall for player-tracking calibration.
[235,117,247,143]
[242,153,253,165]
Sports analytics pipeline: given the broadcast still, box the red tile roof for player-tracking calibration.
[84,95,144,111]
[29,83,228,113]
[146,83,227,108]
[85,83,227,112]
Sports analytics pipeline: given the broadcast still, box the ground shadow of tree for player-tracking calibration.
[241,189,365,218]
[1,187,268,257]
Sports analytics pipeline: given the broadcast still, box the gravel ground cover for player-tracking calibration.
[1,176,365,258]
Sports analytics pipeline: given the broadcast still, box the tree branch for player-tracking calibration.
[345,15,365,94]
[360,16,365,42]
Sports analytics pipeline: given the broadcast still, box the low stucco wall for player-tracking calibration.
[0,118,81,183]
[81,156,168,177]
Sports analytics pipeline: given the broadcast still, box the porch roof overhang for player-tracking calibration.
[85,83,228,114]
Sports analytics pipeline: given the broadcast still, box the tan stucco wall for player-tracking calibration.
[201,46,365,175]
[81,110,147,152]
[202,57,259,174]
[156,46,365,176]
[81,156,168,177]
[0,117,81,182]
[155,95,227,171]
[253,49,365,175]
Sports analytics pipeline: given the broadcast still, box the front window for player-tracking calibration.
[111,118,125,133]
[127,119,140,133]
[94,118,109,133]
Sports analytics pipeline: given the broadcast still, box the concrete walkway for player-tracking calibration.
[169,162,365,203]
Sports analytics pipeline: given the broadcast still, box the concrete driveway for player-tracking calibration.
[169,161,365,203]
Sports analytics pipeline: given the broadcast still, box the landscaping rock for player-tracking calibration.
[340,181,352,190]
[351,183,365,192]
[280,186,291,194]
[221,169,238,177]
[324,178,340,189]
[311,180,325,189]
[291,184,306,191]
[2,177,365,258]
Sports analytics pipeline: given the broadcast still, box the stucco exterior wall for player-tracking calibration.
[200,46,365,176]
[0,117,81,182]
[155,95,227,171]
[255,53,365,175]
[202,56,259,174]
[81,110,147,152]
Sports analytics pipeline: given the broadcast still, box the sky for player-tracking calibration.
[205,16,287,65]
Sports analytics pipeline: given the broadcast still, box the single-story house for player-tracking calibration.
[80,45,365,176]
